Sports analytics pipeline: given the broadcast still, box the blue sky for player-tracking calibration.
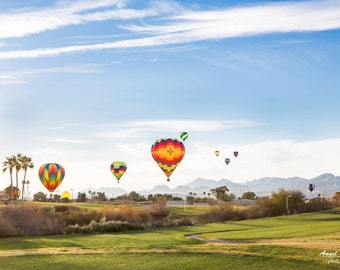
[1,0,340,197]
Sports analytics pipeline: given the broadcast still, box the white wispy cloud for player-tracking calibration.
[0,64,105,85]
[95,120,255,138]
[0,0,134,39]
[50,137,92,144]
[1,0,340,59]
[125,120,254,131]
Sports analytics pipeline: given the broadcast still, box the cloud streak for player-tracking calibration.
[0,0,140,39]
[1,0,340,59]
[0,64,105,85]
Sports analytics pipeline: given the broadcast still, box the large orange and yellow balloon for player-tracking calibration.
[110,161,127,183]
[38,163,65,192]
[151,138,185,182]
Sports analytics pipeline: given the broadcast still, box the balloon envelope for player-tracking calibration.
[110,161,127,183]
[151,138,185,182]
[62,191,71,200]
[38,163,65,192]
[225,158,231,165]
[5,186,20,199]
[180,131,189,141]
[215,150,220,157]
[234,151,239,157]
[308,183,315,192]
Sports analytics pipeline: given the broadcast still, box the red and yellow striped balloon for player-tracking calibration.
[38,163,65,192]
[151,138,185,182]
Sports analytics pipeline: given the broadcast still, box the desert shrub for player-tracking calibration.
[305,198,333,212]
[0,216,16,237]
[0,205,64,237]
[161,212,194,227]
[65,220,144,234]
[150,197,170,220]
[101,206,150,223]
[62,208,103,226]
[53,205,80,212]
[197,204,251,223]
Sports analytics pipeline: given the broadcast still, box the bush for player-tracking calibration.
[0,205,64,237]
[65,220,144,234]
[198,204,250,223]
[150,197,170,220]
[62,208,103,226]
[101,206,148,223]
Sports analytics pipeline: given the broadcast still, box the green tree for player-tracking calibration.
[76,192,87,202]
[97,192,107,201]
[19,155,34,202]
[33,191,48,202]
[242,191,257,200]
[210,185,233,202]
[271,189,305,215]
[14,153,23,191]
[128,191,146,201]
[2,155,16,202]
[186,195,195,205]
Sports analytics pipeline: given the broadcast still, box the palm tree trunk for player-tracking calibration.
[10,172,14,202]
[21,169,27,202]
[16,170,19,190]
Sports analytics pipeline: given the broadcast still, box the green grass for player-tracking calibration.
[1,210,340,269]
[200,211,340,241]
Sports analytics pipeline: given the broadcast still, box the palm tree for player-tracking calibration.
[20,155,34,202]
[2,155,16,202]
[14,153,23,191]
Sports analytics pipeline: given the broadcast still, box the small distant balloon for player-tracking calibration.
[180,131,189,141]
[151,138,185,182]
[38,163,65,192]
[62,191,71,200]
[234,151,239,157]
[225,158,231,165]
[308,183,315,192]
[215,150,220,157]
[110,161,127,183]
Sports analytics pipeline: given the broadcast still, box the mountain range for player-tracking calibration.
[92,173,340,199]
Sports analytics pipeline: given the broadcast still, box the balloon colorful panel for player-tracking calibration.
[180,131,188,141]
[151,138,185,182]
[13,187,20,199]
[110,161,127,183]
[38,163,65,192]
[308,183,315,192]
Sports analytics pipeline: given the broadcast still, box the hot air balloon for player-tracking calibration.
[234,151,239,157]
[110,161,127,183]
[225,158,231,165]
[38,163,65,192]
[180,131,188,141]
[308,183,315,192]
[62,191,71,200]
[151,138,185,182]
[5,186,20,200]
[215,150,220,157]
